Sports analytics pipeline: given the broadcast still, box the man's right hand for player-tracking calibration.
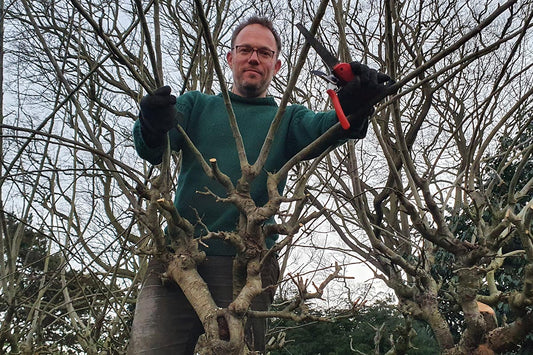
[139,86,177,145]
[337,62,393,117]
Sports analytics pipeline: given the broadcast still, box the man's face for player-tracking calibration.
[227,24,281,98]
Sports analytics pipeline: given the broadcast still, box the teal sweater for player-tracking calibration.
[133,91,365,255]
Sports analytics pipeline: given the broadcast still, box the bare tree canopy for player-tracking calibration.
[0,0,532,354]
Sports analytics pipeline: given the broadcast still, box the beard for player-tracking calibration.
[233,71,271,98]
[239,82,266,97]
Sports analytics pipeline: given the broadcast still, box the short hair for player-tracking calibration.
[230,16,281,53]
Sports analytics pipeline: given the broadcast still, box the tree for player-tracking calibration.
[307,0,533,353]
[428,123,533,354]
[0,0,531,353]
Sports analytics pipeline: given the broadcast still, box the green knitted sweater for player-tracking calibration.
[133,91,366,255]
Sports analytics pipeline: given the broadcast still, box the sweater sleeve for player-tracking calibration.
[285,106,369,159]
[283,107,335,159]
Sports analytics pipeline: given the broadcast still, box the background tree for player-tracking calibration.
[268,298,440,354]
[0,0,531,354]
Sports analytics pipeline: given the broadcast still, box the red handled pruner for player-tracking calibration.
[296,23,354,130]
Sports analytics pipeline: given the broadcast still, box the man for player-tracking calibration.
[128,16,391,354]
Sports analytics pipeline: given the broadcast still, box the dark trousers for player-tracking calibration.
[127,255,279,354]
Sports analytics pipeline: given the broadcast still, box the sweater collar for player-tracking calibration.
[220,91,278,107]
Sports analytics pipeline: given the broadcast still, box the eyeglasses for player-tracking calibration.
[233,45,276,60]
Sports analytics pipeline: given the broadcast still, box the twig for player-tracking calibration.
[192,0,248,171]
[134,0,162,87]
[70,0,155,94]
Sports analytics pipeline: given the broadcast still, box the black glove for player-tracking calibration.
[139,85,177,147]
[337,62,393,117]
[337,62,394,138]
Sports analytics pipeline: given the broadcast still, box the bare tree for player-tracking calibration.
[308,0,533,353]
[0,0,531,354]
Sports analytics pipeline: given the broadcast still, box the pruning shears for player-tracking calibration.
[296,23,354,130]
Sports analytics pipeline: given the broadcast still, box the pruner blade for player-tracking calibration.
[311,70,338,86]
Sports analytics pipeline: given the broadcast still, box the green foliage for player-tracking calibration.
[267,301,439,354]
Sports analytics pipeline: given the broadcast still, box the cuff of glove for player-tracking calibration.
[345,106,374,139]
[139,113,167,148]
